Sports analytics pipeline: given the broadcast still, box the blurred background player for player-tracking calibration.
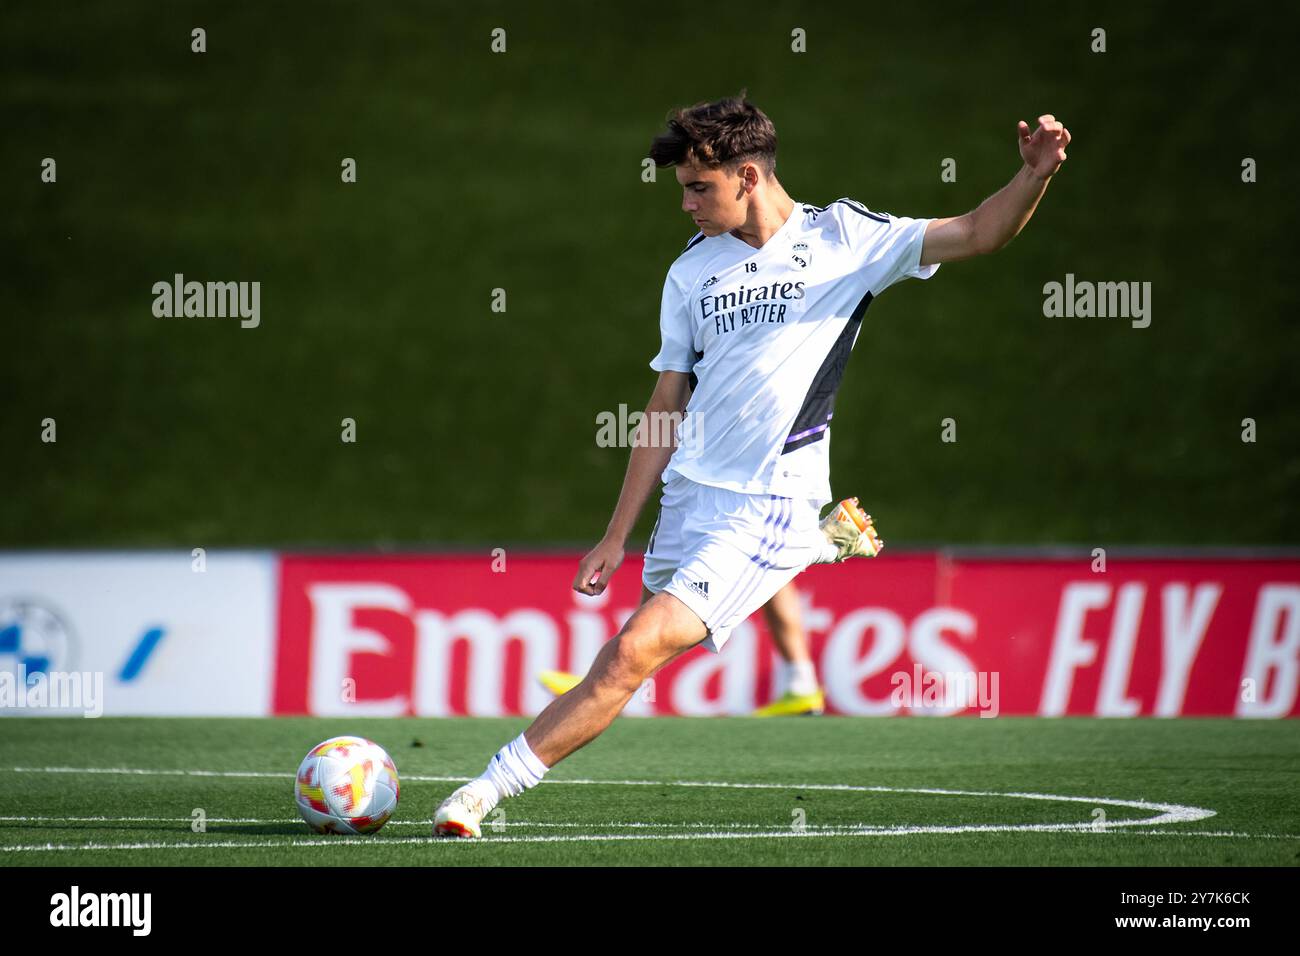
[540,578,829,716]
[755,580,822,715]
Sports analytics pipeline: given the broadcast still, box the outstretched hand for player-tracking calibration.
[1018,114,1071,180]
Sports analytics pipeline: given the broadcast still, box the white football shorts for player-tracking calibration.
[642,473,825,652]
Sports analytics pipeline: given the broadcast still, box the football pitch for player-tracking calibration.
[3,717,1297,866]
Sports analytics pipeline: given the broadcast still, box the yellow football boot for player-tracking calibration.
[538,669,583,696]
[752,688,826,717]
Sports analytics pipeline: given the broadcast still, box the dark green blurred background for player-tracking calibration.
[3,1,1297,548]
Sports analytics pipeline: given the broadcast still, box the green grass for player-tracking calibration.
[3,716,1297,865]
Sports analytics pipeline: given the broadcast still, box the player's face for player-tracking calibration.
[676,162,746,236]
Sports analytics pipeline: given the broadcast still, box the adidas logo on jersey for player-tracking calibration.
[791,242,811,269]
[702,275,719,288]
[686,579,710,599]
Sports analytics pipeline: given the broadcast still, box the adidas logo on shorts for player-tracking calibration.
[686,579,710,600]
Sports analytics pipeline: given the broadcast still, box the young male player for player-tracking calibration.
[434,93,1070,836]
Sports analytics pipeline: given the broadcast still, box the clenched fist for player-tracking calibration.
[1018,114,1071,180]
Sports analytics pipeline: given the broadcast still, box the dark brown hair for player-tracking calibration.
[648,90,778,176]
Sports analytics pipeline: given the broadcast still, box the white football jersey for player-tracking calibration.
[650,199,939,507]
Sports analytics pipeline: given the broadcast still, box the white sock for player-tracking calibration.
[783,659,820,697]
[814,540,841,564]
[470,733,550,812]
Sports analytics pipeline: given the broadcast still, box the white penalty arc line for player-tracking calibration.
[4,816,1290,841]
[0,765,1228,850]
[7,764,1218,829]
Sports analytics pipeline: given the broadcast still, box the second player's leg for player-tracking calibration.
[523,589,705,767]
[756,579,824,714]
[762,580,807,663]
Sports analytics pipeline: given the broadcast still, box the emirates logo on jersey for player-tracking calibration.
[791,242,811,269]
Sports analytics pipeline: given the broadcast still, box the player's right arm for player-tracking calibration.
[919,114,1070,265]
[573,369,691,596]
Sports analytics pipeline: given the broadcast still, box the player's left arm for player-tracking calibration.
[919,114,1071,266]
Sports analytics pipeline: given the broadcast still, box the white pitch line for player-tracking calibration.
[7,766,318,780]
[0,764,1227,849]
[0,815,281,824]
[0,815,951,830]
[2,817,1290,841]
[7,765,1217,829]
[3,827,1295,853]
[2,816,1289,842]
[0,816,1242,834]
[0,816,923,829]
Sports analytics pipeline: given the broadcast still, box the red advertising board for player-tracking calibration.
[273,553,1300,717]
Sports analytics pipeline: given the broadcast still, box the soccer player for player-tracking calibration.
[434,93,1070,836]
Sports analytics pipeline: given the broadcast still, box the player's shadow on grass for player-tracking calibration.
[202,824,311,836]
[210,824,417,840]
[0,823,307,836]
[0,822,162,833]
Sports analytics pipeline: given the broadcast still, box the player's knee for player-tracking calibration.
[606,632,655,694]
[589,596,699,696]
[585,641,639,699]
[594,614,664,694]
